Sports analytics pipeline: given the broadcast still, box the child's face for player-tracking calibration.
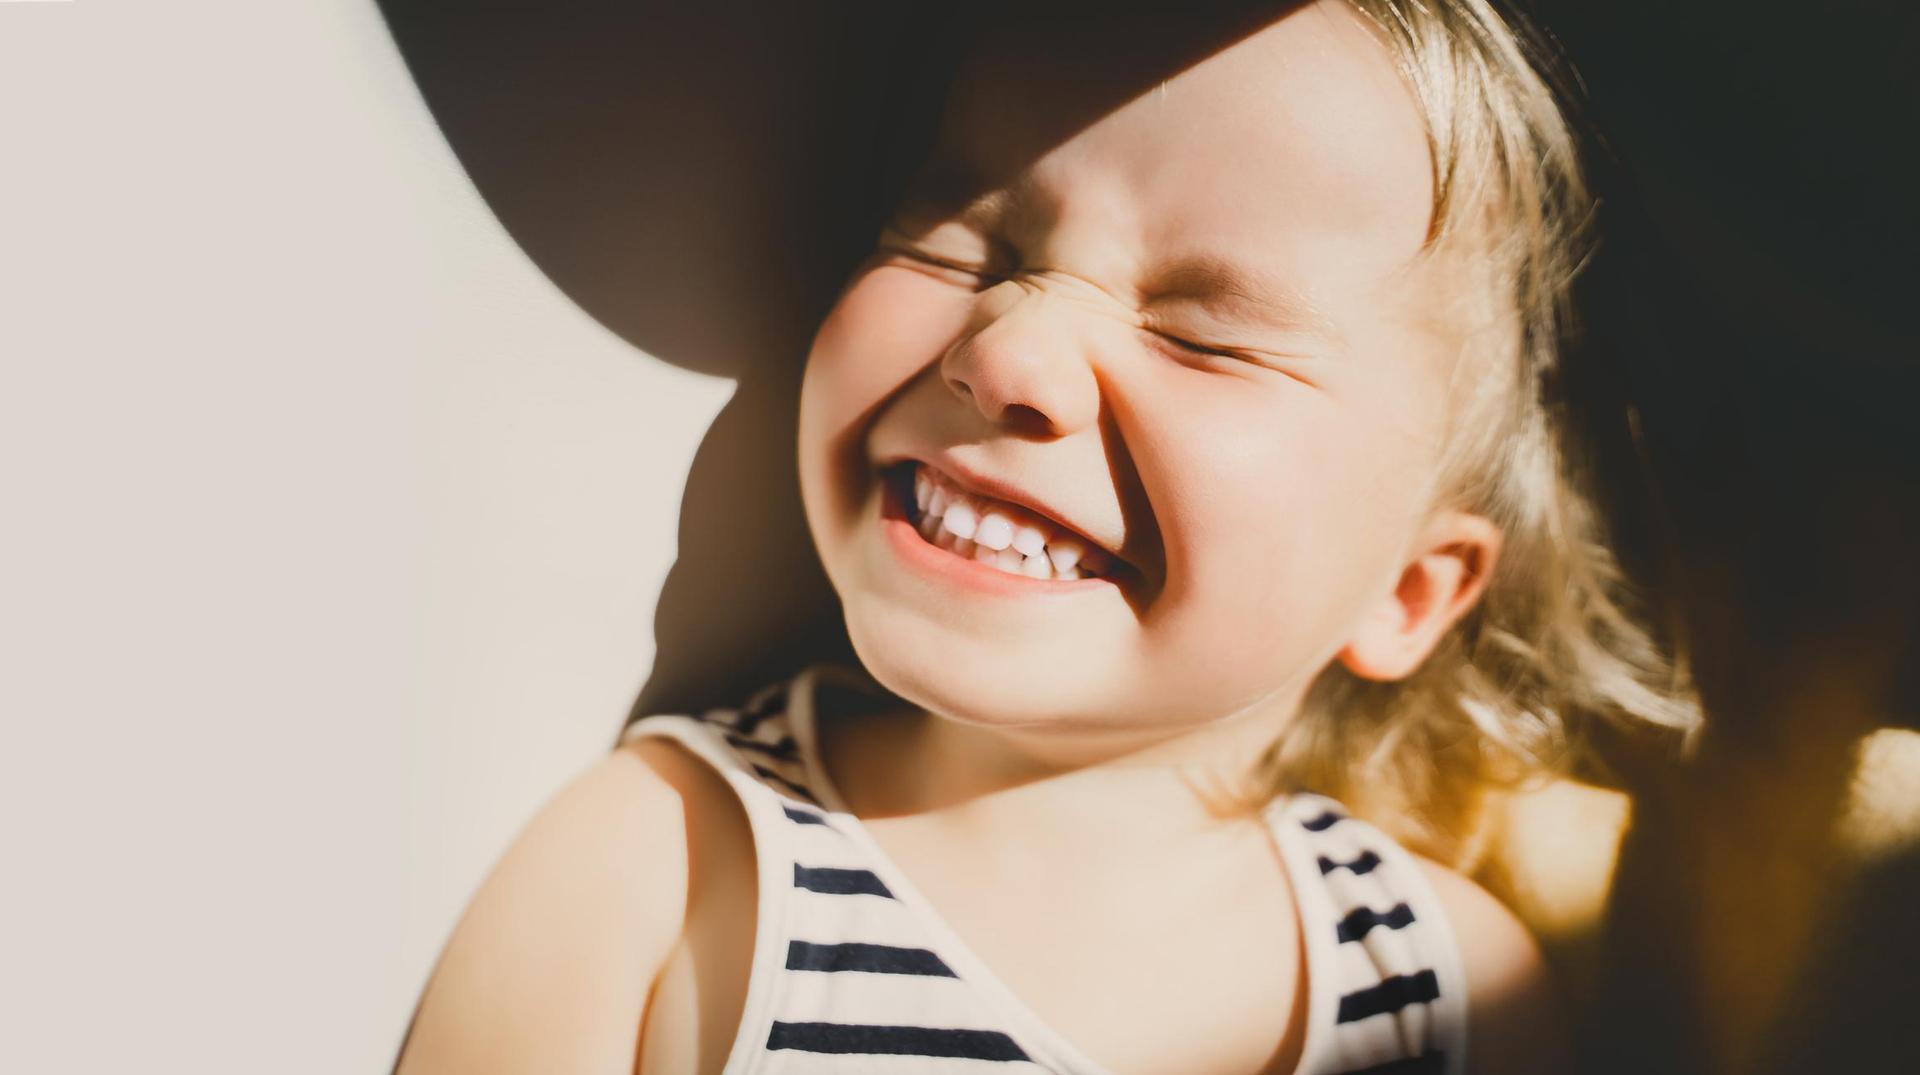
[798,3,1491,744]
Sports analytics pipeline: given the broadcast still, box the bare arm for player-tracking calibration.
[1416,860,1573,1075]
[394,740,699,1075]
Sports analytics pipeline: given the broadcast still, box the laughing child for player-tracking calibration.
[398,2,1695,1072]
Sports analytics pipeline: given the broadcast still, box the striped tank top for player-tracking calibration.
[623,664,1470,1075]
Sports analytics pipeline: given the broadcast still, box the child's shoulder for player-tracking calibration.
[1311,817,1571,1075]
[397,725,737,1073]
[399,667,857,1072]
[1405,853,1571,1075]
[1267,792,1569,1075]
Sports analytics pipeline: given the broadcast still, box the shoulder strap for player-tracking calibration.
[624,683,829,809]
[625,673,1031,1072]
[1266,793,1471,1075]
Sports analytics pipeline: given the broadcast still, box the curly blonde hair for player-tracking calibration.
[1250,0,1700,863]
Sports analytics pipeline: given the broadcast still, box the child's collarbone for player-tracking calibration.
[873,811,1308,1074]
[639,794,1309,1075]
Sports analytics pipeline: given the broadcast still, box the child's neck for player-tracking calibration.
[825,686,1307,849]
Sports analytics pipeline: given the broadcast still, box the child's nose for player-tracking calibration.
[939,286,1101,438]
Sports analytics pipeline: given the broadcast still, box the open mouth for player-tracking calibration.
[882,461,1121,584]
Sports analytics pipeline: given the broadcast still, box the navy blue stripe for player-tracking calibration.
[793,864,894,898]
[1337,969,1441,1023]
[752,764,820,804]
[1331,1051,1447,1075]
[766,1021,1030,1060]
[1318,850,1382,875]
[731,710,774,736]
[786,940,956,976]
[728,734,800,761]
[1336,902,1416,943]
[1301,810,1345,832]
[783,805,830,826]
[731,693,785,735]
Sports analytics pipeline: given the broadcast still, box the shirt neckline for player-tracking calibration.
[781,663,1333,1075]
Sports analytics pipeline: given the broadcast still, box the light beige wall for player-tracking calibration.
[0,2,731,1071]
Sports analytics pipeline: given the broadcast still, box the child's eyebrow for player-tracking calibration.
[894,152,976,206]
[1145,256,1343,345]
[894,156,1021,229]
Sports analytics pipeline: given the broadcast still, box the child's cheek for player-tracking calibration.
[799,268,972,536]
[807,268,972,412]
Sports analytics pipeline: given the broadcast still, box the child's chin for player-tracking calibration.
[847,627,1130,729]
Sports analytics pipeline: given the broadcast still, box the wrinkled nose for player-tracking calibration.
[940,283,1101,438]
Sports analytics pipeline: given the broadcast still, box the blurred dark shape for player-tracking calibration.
[378,1,1918,1071]
[1530,1,1920,1072]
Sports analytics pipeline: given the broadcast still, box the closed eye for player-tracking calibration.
[911,251,999,278]
[880,249,1004,291]
[1153,330,1240,359]
[876,226,1007,291]
[1150,329,1322,388]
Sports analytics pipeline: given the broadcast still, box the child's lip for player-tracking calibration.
[877,454,1135,577]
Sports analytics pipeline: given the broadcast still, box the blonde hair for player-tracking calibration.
[1252,0,1700,863]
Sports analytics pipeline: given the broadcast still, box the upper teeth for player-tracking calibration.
[910,465,1112,581]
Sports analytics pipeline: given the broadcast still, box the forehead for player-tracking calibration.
[906,2,1435,301]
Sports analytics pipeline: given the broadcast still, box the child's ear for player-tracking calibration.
[1338,511,1502,682]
